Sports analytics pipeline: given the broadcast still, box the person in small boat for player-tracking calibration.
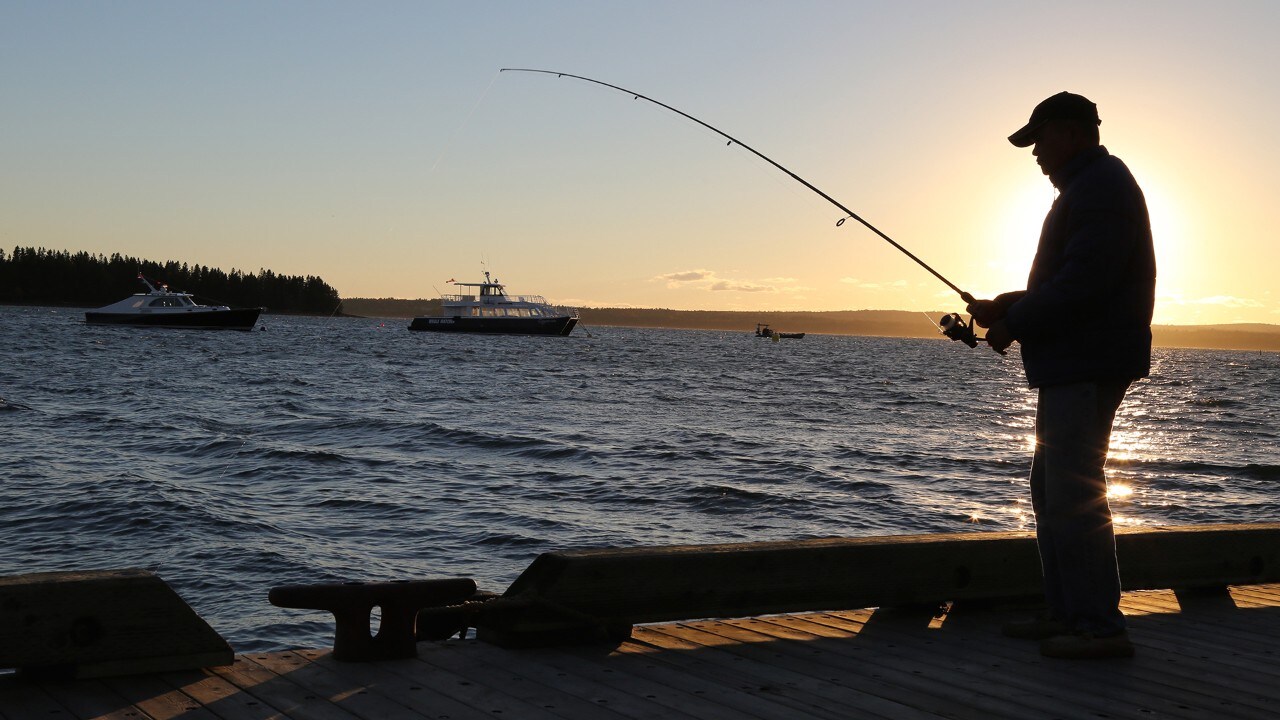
[966,92,1155,660]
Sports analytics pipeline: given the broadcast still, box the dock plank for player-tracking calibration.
[759,611,1165,720]
[207,654,362,720]
[159,667,284,720]
[562,636,857,720]
[293,649,499,720]
[627,622,923,720]
[416,640,693,720]
[0,678,78,720]
[350,647,584,720]
[640,619,965,720]
[32,678,155,720]
[805,607,1275,720]
[99,672,218,720]
[676,614,1055,720]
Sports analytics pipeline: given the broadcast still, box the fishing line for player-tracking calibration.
[499,68,975,305]
[429,70,503,173]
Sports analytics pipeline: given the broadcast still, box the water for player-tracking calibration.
[2,305,1277,652]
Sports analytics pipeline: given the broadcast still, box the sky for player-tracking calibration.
[3,1,1277,325]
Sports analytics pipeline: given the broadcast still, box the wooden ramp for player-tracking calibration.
[4,583,1278,720]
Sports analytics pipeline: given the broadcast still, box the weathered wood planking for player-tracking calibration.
[5,583,1278,720]
[477,523,1280,645]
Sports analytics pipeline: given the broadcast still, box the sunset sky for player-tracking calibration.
[4,1,1277,325]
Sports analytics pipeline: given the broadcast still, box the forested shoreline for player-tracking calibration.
[0,247,341,314]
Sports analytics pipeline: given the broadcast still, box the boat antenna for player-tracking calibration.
[499,68,974,304]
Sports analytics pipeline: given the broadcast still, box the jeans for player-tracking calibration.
[1030,380,1131,636]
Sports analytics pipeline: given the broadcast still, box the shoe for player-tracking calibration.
[1039,631,1135,659]
[1002,615,1068,640]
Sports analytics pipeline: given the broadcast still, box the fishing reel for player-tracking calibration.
[938,312,1007,355]
[938,312,980,348]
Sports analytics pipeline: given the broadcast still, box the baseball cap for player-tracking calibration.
[1008,92,1100,147]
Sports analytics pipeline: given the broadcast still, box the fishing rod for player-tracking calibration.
[501,69,984,334]
[501,68,991,350]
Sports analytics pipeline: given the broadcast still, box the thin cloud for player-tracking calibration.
[655,269,715,284]
[654,268,779,294]
[710,280,773,292]
[840,277,908,289]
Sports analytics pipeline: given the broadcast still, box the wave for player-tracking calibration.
[1108,457,1280,481]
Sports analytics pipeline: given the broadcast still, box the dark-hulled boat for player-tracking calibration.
[755,323,804,339]
[85,274,262,330]
[408,272,577,336]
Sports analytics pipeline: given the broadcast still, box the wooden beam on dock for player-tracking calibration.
[476,523,1280,646]
[0,569,233,679]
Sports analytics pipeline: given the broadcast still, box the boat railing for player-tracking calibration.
[441,293,552,305]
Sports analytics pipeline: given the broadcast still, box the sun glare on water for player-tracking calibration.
[1107,483,1134,500]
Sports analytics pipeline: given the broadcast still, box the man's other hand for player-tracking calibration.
[985,320,1014,354]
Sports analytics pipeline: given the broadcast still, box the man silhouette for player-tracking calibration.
[968,91,1156,659]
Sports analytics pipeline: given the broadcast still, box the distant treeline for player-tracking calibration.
[0,246,341,313]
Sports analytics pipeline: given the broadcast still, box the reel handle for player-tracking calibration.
[938,312,1007,355]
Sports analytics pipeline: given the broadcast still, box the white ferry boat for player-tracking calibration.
[85,274,263,330]
[408,272,578,336]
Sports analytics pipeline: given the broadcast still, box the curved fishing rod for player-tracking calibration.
[500,68,975,305]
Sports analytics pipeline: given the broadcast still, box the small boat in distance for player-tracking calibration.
[755,323,804,340]
[85,274,263,330]
[409,272,578,336]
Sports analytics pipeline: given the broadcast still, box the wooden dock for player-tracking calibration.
[4,583,1278,720]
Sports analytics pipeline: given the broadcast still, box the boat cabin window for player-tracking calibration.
[149,297,185,308]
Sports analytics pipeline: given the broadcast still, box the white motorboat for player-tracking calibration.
[408,272,578,336]
[85,274,263,330]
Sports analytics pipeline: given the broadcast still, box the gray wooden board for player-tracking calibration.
[760,612,1173,720]
[822,606,1280,715]
[416,640,692,720]
[0,678,77,720]
[1119,595,1280,662]
[158,667,286,720]
[99,672,220,720]
[207,654,362,720]
[33,678,155,720]
[353,646,579,720]
[450,634,826,720]
[674,614,1058,720]
[639,620,975,720]
[243,651,441,720]
[557,636,870,720]
[793,609,1274,720]
[628,622,950,720]
[294,649,497,720]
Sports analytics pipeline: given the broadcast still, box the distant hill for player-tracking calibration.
[340,298,1280,352]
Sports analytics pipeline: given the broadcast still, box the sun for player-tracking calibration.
[980,179,1054,297]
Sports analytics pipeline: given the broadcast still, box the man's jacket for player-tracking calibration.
[1002,146,1156,388]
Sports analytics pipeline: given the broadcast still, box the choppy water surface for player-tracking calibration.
[1,306,1276,651]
